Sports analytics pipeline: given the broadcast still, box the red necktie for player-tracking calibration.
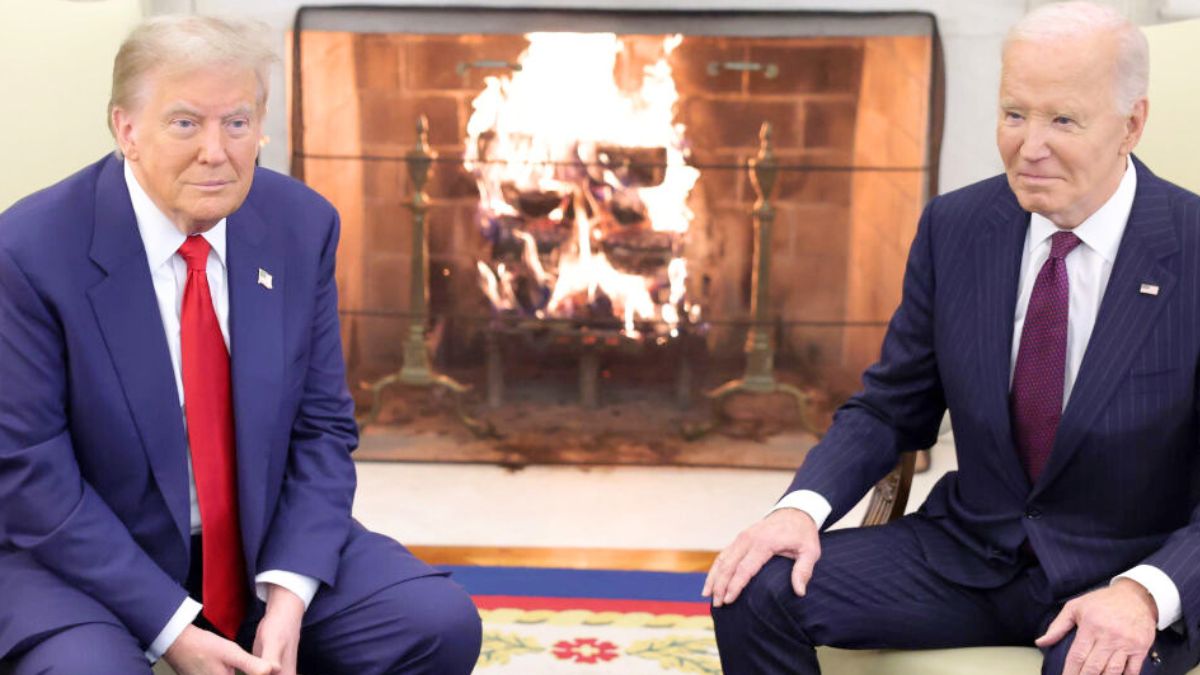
[178,236,248,638]
[1010,231,1082,482]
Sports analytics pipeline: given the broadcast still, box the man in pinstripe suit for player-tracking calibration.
[706,3,1200,674]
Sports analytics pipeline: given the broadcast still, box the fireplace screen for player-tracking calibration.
[289,7,942,458]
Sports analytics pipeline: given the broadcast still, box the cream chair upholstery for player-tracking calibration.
[818,646,1044,673]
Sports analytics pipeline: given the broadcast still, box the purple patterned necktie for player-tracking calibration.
[1011,231,1082,482]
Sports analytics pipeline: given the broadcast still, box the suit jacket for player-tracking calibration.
[0,155,434,657]
[789,156,1200,645]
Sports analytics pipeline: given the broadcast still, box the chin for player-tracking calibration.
[1014,195,1043,214]
[187,199,240,223]
[1014,191,1056,214]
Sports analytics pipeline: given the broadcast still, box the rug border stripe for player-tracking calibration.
[440,564,708,602]
[472,594,712,616]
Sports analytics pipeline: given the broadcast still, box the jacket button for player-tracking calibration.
[1025,507,1042,519]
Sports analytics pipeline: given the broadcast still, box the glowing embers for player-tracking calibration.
[467,33,700,338]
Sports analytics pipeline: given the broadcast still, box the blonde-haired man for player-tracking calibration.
[0,16,480,675]
[707,3,1200,674]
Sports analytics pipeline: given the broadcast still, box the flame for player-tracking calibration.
[545,192,658,328]
[468,33,698,336]
[477,261,515,310]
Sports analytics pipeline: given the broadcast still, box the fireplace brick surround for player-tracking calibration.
[291,8,940,424]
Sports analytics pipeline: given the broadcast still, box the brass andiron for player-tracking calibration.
[358,115,474,430]
[705,122,819,435]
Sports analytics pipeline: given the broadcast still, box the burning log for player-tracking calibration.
[593,145,668,188]
[517,189,565,218]
[499,182,566,218]
[607,188,648,226]
[601,229,676,275]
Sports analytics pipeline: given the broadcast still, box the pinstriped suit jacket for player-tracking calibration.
[789,156,1200,645]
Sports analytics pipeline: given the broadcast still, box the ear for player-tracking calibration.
[1121,97,1149,156]
[256,103,268,143]
[111,106,140,161]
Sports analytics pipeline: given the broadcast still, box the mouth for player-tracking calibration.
[189,180,234,192]
[1016,173,1059,186]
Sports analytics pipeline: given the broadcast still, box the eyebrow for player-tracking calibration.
[160,104,256,120]
[222,106,255,120]
[162,104,201,119]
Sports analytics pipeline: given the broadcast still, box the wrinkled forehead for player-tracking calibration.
[999,35,1119,104]
[131,61,267,115]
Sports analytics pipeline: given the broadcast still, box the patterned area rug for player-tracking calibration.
[441,566,719,674]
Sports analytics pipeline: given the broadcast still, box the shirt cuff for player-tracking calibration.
[144,596,202,663]
[255,570,320,610]
[1114,564,1182,631]
[769,490,833,530]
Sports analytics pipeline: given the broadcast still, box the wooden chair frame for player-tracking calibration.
[860,451,918,527]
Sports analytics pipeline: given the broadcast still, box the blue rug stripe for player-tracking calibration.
[438,565,708,602]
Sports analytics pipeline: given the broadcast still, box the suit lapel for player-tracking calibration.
[1033,160,1179,496]
[974,189,1035,494]
[86,157,191,546]
[225,201,284,567]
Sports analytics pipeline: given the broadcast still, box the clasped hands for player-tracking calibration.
[702,508,1160,675]
[164,584,304,675]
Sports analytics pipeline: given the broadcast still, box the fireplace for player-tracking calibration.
[289,6,943,453]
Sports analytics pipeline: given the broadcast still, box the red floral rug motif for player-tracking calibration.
[552,637,620,664]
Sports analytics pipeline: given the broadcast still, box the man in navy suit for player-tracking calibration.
[0,15,480,675]
[707,3,1200,674]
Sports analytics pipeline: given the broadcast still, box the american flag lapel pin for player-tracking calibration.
[258,268,274,290]
[1139,282,1159,296]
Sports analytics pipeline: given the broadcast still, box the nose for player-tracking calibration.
[196,122,229,166]
[1018,120,1051,163]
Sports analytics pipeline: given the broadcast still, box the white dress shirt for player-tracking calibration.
[124,162,320,661]
[773,159,1182,630]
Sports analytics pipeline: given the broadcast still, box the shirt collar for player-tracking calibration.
[1028,157,1136,264]
[123,160,227,271]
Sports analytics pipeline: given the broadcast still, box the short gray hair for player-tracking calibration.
[1004,1,1148,114]
[107,15,277,136]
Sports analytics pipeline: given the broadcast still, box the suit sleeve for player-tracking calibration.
[0,246,188,646]
[1142,385,1200,639]
[255,211,358,586]
[784,199,947,526]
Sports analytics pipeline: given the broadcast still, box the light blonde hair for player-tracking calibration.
[107,15,277,136]
[1004,1,1148,115]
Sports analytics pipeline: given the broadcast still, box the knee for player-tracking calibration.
[1038,630,1165,675]
[1039,629,1076,675]
[712,556,810,644]
[10,622,151,675]
[395,578,482,675]
[422,583,483,672]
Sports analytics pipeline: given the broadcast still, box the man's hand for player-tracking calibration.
[163,624,277,675]
[702,508,821,608]
[253,584,305,675]
[1036,578,1159,675]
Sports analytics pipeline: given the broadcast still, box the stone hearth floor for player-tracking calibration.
[352,431,957,554]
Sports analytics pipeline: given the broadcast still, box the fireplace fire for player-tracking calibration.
[467,32,699,340]
[289,7,942,459]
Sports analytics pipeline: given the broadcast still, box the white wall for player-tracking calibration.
[0,0,143,210]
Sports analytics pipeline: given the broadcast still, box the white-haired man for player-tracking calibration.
[0,15,480,675]
[707,3,1200,674]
